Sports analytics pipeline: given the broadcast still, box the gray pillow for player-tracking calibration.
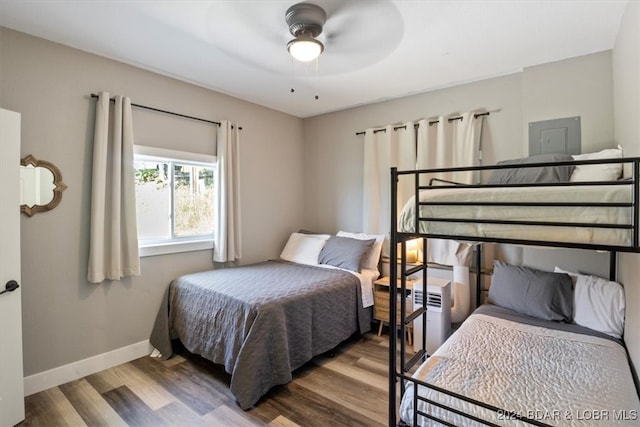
[487,153,575,185]
[488,261,573,322]
[319,236,375,272]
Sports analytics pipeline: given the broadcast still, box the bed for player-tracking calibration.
[150,231,382,409]
[398,183,632,248]
[396,150,637,251]
[399,304,640,426]
[388,151,640,426]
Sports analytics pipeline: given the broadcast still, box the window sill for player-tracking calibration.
[139,239,214,257]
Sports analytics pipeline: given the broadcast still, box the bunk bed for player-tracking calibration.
[389,156,640,426]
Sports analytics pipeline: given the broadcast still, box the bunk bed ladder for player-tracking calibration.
[390,167,431,426]
[633,159,640,249]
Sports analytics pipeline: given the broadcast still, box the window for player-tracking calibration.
[133,145,216,257]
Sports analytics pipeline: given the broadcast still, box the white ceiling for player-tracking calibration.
[0,0,628,118]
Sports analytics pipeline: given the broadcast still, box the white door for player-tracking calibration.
[0,109,24,426]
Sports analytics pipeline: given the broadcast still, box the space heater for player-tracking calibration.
[413,278,451,354]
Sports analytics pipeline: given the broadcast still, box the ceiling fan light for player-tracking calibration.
[287,36,324,62]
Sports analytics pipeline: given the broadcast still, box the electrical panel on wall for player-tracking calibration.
[528,116,581,156]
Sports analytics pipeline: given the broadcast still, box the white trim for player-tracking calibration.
[139,238,214,257]
[23,340,153,396]
[134,144,216,164]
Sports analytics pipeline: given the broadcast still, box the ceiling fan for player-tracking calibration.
[285,2,327,62]
[205,1,402,77]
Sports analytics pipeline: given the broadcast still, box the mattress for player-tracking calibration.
[399,305,640,426]
[398,185,632,247]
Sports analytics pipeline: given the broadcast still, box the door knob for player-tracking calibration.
[0,280,19,296]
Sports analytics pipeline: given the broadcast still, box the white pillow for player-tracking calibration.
[336,230,385,271]
[280,232,329,266]
[570,145,623,182]
[554,267,625,338]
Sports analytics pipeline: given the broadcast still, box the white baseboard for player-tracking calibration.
[23,340,153,396]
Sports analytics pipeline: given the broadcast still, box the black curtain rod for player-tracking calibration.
[90,93,240,129]
[355,112,490,136]
[431,112,490,125]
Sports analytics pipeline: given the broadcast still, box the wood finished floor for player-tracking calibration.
[21,332,406,427]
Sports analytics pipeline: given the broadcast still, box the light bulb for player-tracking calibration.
[287,37,323,62]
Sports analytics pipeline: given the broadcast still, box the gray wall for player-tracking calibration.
[302,72,523,233]
[302,51,615,235]
[302,51,615,243]
[614,1,640,381]
[0,28,305,376]
[301,49,632,358]
[2,3,638,384]
[523,51,614,152]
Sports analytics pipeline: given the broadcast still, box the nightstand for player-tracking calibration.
[373,276,414,344]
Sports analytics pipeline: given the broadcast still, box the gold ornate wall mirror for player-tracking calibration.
[20,155,67,216]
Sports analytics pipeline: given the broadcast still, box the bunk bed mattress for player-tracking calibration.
[150,260,370,409]
[399,184,632,246]
[399,307,640,426]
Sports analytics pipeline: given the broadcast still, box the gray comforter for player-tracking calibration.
[150,259,371,409]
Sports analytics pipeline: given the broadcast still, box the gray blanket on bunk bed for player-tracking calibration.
[149,259,371,409]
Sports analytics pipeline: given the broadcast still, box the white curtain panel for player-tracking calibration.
[451,112,484,184]
[362,123,416,236]
[87,92,140,283]
[416,117,446,184]
[416,112,485,267]
[394,122,417,212]
[417,113,484,184]
[213,120,242,263]
[362,127,386,234]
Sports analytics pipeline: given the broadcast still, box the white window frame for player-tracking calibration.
[134,145,217,257]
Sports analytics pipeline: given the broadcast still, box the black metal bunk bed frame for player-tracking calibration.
[388,157,640,426]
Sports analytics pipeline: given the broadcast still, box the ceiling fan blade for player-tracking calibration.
[204,0,402,76]
[324,0,400,43]
[325,6,399,53]
[316,0,358,19]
